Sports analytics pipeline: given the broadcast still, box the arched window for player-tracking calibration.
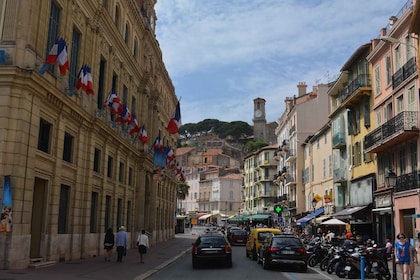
[114,4,120,30]
[133,37,138,59]
[124,22,130,44]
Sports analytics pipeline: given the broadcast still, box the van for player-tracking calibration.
[245,227,282,260]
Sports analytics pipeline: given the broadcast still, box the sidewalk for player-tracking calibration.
[388,260,420,279]
[0,230,196,280]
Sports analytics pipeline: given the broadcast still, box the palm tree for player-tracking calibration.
[177,181,190,214]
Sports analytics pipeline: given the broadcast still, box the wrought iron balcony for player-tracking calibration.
[395,171,420,193]
[339,74,371,103]
[285,149,296,163]
[364,111,418,153]
[393,57,417,89]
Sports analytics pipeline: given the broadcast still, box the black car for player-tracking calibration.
[191,232,232,268]
[258,233,307,271]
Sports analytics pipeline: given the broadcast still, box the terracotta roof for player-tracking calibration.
[203,149,223,156]
[175,147,194,156]
[220,173,243,179]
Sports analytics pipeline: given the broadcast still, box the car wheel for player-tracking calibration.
[192,259,199,269]
[226,257,232,268]
[262,256,270,270]
[252,248,257,261]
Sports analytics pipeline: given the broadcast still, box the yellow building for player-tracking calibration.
[0,0,178,269]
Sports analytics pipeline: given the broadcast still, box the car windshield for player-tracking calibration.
[273,237,301,247]
[232,231,247,236]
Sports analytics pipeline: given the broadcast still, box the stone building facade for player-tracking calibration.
[0,0,178,269]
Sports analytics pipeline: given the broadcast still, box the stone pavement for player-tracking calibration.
[0,230,197,280]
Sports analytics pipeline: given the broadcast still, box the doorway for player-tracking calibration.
[30,178,47,258]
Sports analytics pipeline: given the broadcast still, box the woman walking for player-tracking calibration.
[395,233,413,280]
[103,228,114,262]
[136,230,149,263]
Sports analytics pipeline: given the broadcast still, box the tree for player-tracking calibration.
[177,181,190,214]
[244,140,269,153]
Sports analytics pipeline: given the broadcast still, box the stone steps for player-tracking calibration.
[28,257,56,269]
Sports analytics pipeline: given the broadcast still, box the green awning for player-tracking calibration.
[251,214,271,221]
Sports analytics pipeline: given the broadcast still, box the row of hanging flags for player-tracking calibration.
[38,37,185,182]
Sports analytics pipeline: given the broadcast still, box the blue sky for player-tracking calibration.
[155,0,405,125]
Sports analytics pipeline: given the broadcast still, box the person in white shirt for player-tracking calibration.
[136,229,149,263]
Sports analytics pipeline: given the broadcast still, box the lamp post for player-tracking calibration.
[312,198,317,236]
[385,169,397,280]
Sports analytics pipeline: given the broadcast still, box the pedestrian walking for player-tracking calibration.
[115,226,127,262]
[136,229,149,263]
[395,233,413,280]
[103,227,115,262]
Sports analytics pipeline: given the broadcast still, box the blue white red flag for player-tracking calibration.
[166,101,181,134]
[40,37,69,75]
[116,105,132,123]
[103,91,123,115]
[153,134,164,151]
[139,125,148,143]
[128,115,140,135]
[166,147,175,165]
[76,65,94,95]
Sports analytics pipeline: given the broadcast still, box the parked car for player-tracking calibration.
[226,226,242,240]
[258,233,307,271]
[191,232,232,268]
[245,228,282,260]
[229,229,248,245]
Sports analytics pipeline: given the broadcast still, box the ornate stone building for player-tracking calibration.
[0,0,178,269]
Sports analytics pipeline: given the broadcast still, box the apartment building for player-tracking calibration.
[0,0,179,269]
[274,83,330,223]
[366,0,419,243]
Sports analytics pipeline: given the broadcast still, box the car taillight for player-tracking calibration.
[225,245,232,253]
[297,247,307,254]
[268,247,280,253]
[192,246,198,254]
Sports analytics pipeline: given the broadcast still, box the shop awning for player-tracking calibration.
[199,213,212,220]
[315,215,331,223]
[333,205,368,220]
[250,214,271,221]
[296,207,324,226]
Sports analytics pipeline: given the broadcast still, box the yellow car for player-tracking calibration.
[245,228,282,260]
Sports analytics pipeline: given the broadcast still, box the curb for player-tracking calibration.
[134,247,192,280]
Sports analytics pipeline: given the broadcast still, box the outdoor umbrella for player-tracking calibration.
[321,218,347,225]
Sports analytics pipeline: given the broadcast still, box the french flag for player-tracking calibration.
[139,125,148,143]
[166,101,181,134]
[116,105,132,123]
[104,91,123,115]
[43,37,69,75]
[166,147,175,165]
[153,135,164,151]
[76,65,94,95]
[128,115,140,135]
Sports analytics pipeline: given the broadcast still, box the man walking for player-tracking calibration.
[115,226,127,262]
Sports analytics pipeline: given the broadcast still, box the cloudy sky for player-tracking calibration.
[155,0,405,125]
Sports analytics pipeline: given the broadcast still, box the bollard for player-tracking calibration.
[360,255,365,280]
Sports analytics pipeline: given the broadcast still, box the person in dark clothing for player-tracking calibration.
[103,228,115,262]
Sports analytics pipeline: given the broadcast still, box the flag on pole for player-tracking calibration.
[139,125,148,143]
[166,101,181,134]
[39,37,69,75]
[103,91,123,115]
[76,65,94,95]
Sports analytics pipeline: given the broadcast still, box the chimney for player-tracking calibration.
[297,82,307,97]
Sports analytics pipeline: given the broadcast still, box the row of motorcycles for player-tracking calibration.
[306,237,391,279]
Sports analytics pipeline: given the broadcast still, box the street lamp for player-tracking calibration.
[385,169,397,280]
[380,35,418,51]
[312,198,317,236]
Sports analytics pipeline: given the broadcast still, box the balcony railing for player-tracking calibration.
[393,57,417,89]
[285,149,296,162]
[395,171,420,193]
[333,168,347,182]
[339,74,371,103]
[332,132,346,148]
[364,111,418,151]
